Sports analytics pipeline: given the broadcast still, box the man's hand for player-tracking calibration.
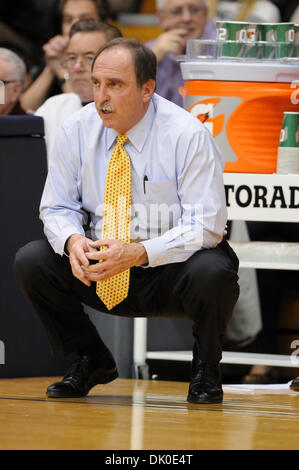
[152,28,188,63]
[82,239,148,282]
[43,35,69,78]
[66,233,98,287]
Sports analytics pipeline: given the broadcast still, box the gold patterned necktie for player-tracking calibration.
[96,134,131,310]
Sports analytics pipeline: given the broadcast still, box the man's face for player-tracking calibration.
[0,58,22,115]
[65,31,108,103]
[62,0,100,36]
[158,0,207,40]
[92,46,155,135]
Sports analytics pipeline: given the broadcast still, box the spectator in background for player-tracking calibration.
[35,19,122,154]
[0,48,27,115]
[267,0,298,22]
[0,0,57,69]
[0,42,34,94]
[146,0,216,107]
[20,0,112,112]
[209,0,280,22]
[108,0,142,16]
[292,6,299,23]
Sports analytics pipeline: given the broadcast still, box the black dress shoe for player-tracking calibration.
[47,349,118,398]
[187,360,223,404]
[290,376,299,391]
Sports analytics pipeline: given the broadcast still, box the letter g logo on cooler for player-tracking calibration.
[189,98,225,137]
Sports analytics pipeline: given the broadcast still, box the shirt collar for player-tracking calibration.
[106,98,155,153]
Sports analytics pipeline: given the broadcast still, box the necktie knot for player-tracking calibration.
[117,134,128,146]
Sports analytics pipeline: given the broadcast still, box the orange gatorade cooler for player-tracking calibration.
[180,45,299,173]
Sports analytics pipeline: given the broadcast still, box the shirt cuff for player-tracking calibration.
[50,226,86,256]
[140,237,169,268]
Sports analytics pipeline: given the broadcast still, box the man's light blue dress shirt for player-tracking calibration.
[40,93,227,268]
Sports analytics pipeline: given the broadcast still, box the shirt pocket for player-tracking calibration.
[144,179,181,235]
[144,178,179,205]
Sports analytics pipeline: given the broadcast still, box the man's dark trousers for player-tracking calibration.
[14,238,239,363]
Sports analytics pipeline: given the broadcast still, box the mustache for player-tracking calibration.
[96,101,115,113]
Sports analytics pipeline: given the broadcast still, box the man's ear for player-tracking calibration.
[142,79,156,103]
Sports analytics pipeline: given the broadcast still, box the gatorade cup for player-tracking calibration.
[260,23,277,41]
[243,24,264,59]
[263,41,278,60]
[277,112,299,174]
[280,112,299,147]
[216,21,249,41]
[261,23,294,42]
[275,23,295,42]
[294,25,299,58]
[261,23,294,59]
[276,23,295,59]
[279,42,294,59]
[217,21,248,58]
[261,23,278,60]
[247,23,263,41]
[260,24,277,59]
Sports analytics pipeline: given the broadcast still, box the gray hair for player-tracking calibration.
[156,0,207,12]
[0,48,26,85]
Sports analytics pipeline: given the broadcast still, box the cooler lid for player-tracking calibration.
[180,60,299,82]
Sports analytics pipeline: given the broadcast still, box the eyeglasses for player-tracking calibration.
[164,5,205,17]
[63,55,95,69]
[0,80,17,85]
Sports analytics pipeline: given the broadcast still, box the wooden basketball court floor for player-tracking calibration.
[0,377,299,450]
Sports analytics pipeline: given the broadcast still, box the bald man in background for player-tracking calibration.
[146,0,215,107]
[0,47,27,115]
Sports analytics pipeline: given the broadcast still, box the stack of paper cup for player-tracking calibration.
[260,22,294,59]
[295,24,299,58]
[216,21,248,58]
[276,112,299,174]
